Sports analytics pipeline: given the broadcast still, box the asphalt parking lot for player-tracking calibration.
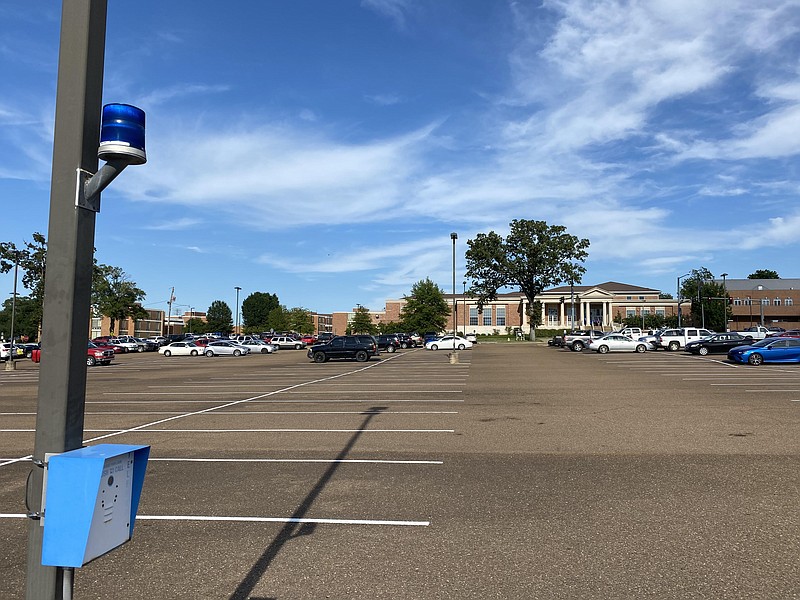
[0,344,798,599]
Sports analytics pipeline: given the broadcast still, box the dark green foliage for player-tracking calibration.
[206,300,234,334]
[0,296,39,341]
[747,269,779,279]
[680,268,729,331]
[399,279,450,334]
[241,292,280,330]
[92,265,148,334]
[465,220,589,338]
[351,305,377,334]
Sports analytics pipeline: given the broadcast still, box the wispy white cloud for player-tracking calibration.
[136,83,231,108]
[361,0,413,28]
[144,218,203,231]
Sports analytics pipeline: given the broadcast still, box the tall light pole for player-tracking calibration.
[450,233,457,339]
[462,280,467,335]
[720,273,728,331]
[5,252,19,371]
[677,272,691,327]
[234,286,242,335]
[188,306,194,334]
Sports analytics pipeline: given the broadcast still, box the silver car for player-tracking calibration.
[204,341,251,357]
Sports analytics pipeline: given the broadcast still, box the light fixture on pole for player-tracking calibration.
[189,306,194,334]
[234,286,242,334]
[450,233,457,340]
[720,273,728,331]
[462,280,467,335]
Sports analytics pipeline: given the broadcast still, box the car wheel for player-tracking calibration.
[572,341,584,352]
[190,350,198,356]
[355,350,369,362]
[635,344,646,353]
[748,353,763,366]
[698,346,709,356]
[457,343,465,350]
[86,356,96,366]
[164,350,172,357]
[295,344,302,350]
[261,348,269,353]
[386,345,396,353]
[598,345,609,354]
[137,346,144,352]
[401,342,408,349]
[668,341,680,351]
[430,344,438,351]
[233,349,241,356]
[313,352,326,363]
[205,350,214,357]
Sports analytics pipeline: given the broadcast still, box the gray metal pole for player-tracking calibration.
[5,255,19,371]
[25,1,108,598]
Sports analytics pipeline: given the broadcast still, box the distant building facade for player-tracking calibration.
[720,278,800,330]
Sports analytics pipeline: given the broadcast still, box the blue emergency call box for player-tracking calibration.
[42,444,150,567]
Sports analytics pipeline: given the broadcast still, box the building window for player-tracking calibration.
[656,308,665,316]
[786,298,794,307]
[774,297,781,306]
[642,308,650,316]
[496,306,506,326]
[469,306,478,326]
[761,298,769,305]
[547,308,558,324]
[626,309,636,318]
[733,297,741,306]
[626,296,632,300]
[639,296,645,301]
[744,297,751,306]
[483,306,492,326]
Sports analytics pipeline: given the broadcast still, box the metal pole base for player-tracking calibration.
[448,352,460,364]
[4,360,16,371]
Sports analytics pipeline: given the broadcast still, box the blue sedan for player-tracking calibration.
[727,338,800,365]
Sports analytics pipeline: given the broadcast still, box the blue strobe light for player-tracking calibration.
[98,103,147,165]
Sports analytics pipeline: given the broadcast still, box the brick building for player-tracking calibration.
[722,278,800,330]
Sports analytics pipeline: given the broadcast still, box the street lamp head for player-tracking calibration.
[450,232,458,240]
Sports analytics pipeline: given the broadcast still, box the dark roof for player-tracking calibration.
[544,281,661,294]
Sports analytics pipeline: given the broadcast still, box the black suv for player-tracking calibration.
[307,335,378,363]
[375,334,401,353]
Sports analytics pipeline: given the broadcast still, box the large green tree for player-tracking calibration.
[748,269,779,279]
[286,307,314,334]
[399,279,450,334]
[680,268,729,331]
[206,300,233,334]
[350,305,376,334]
[92,266,148,334]
[0,232,48,333]
[241,292,280,331]
[0,296,40,342]
[465,220,590,340]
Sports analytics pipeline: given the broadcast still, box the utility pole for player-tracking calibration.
[167,287,175,338]
[26,2,108,597]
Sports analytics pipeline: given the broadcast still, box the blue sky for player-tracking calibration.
[3,0,800,317]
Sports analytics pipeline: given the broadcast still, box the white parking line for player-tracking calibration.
[0,513,430,527]
[149,457,443,464]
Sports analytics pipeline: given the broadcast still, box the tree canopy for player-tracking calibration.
[747,269,779,279]
[680,267,729,331]
[350,305,376,334]
[92,266,148,333]
[241,292,280,330]
[399,278,450,334]
[465,220,589,338]
[0,233,48,333]
[285,307,314,334]
[206,300,233,333]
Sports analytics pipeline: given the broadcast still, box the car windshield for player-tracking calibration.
[751,338,774,347]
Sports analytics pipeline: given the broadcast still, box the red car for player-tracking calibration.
[767,329,800,338]
[92,340,126,354]
[300,334,316,345]
[31,342,115,366]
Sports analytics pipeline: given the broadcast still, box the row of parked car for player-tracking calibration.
[549,326,800,365]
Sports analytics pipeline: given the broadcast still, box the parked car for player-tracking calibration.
[394,333,416,348]
[587,334,648,354]
[32,342,115,366]
[766,329,800,338]
[727,338,800,365]
[307,335,378,363]
[92,340,126,354]
[375,334,401,353]
[158,341,202,357]
[134,337,159,351]
[204,340,250,357]
[236,339,277,354]
[1,342,25,361]
[425,335,473,351]
[316,332,335,344]
[563,330,606,352]
[684,333,751,355]
[270,336,306,350]
[107,337,140,353]
[656,328,714,351]
[300,334,317,345]
[637,328,668,350]
[464,333,477,344]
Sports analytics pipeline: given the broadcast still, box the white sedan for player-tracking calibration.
[587,334,648,354]
[158,341,202,357]
[204,341,251,357]
[425,335,473,351]
[236,340,277,354]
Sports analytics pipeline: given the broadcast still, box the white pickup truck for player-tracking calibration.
[656,327,714,351]
[734,326,771,341]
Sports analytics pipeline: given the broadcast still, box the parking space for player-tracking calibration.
[1,344,798,599]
